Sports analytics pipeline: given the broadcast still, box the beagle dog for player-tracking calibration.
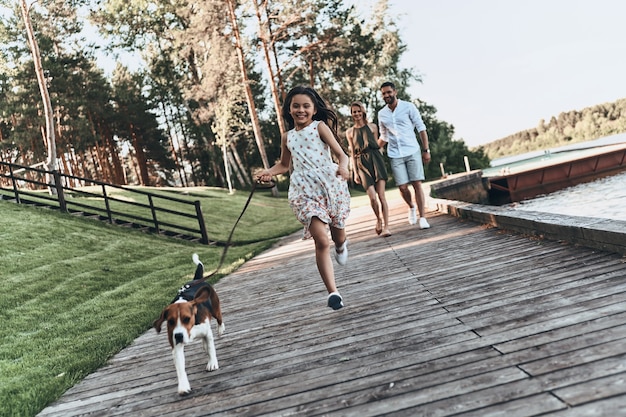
[153,253,225,395]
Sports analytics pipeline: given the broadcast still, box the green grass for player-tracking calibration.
[0,186,304,417]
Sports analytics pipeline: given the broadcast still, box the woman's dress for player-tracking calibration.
[352,124,388,188]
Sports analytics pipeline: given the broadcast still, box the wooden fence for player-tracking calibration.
[0,161,210,244]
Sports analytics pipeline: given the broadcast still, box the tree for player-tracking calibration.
[19,0,57,174]
[226,0,276,195]
[111,66,175,185]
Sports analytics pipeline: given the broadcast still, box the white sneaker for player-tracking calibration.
[408,207,417,225]
[334,240,348,266]
[419,217,430,229]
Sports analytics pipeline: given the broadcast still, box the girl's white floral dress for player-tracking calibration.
[287,120,350,233]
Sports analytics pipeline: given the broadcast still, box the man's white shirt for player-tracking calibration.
[378,99,427,158]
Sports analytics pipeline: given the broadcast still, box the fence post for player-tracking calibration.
[148,195,160,234]
[9,164,21,204]
[102,184,113,223]
[53,170,67,212]
[194,201,209,244]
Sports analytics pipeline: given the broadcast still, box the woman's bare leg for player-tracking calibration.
[375,180,389,231]
[366,184,382,233]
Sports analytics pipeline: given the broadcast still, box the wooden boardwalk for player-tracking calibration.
[38,196,626,416]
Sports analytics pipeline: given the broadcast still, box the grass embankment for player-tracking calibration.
[0,186,302,417]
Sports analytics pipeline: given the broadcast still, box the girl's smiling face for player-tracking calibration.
[290,94,316,129]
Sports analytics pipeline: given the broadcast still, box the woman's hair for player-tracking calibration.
[350,101,369,124]
[282,86,339,140]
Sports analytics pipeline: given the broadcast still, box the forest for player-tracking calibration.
[482,98,626,159]
[0,0,489,189]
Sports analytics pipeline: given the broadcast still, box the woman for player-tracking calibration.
[345,101,391,237]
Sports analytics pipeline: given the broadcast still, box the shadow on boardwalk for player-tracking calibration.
[39,197,626,416]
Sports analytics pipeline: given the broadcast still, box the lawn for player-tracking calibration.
[0,186,304,417]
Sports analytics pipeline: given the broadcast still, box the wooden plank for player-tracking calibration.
[553,372,626,406]
[519,339,626,376]
[494,315,626,353]
[541,399,626,417]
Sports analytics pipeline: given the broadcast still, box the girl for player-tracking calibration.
[257,86,350,310]
[345,101,391,237]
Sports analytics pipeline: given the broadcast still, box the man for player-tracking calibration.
[377,81,431,229]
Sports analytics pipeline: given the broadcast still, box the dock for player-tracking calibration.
[430,142,626,205]
[38,194,626,416]
[486,142,626,204]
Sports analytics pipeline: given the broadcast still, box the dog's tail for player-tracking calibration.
[192,253,204,281]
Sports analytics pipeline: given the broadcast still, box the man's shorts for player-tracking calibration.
[389,151,425,186]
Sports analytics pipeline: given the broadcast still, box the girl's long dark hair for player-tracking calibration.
[282,86,340,141]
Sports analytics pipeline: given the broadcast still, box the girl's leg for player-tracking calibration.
[329,223,347,252]
[308,217,337,294]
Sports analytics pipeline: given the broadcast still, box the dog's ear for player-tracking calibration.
[192,286,211,305]
[153,308,168,333]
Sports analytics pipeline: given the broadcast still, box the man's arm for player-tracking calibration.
[377,111,388,148]
[409,103,427,134]
[410,103,431,161]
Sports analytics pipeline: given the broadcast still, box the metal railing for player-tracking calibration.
[0,161,210,244]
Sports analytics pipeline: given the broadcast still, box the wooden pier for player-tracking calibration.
[38,195,626,416]
[487,142,626,204]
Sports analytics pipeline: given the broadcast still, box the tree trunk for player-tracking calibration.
[226,0,278,197]
[229,142,251,186]
[129,123,150,185]
[19,0,57,176]
[227,149,246,188]
[221,136,233,194]
[179,109,197,186]
[105,132,125,184]
[253,1,286,137]
[94,142,109,182]
[159,100,187,187]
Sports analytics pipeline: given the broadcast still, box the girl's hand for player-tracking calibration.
[337,166,349,181]
[257,170,272,183]
[353,175,361,184]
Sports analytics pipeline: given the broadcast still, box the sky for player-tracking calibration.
[5,1,625,149]
[353,0,626,147]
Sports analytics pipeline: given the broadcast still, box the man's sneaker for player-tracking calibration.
[334,240,348,266]
[327,292,344,310]
[419,217,430,229]
[408,207,417,225]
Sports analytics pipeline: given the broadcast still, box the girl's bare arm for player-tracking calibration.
[257,132,291,182]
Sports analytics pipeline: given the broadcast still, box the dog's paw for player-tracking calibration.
[218,322,225,337]
[178,383,192,396]
[206,360,219,372]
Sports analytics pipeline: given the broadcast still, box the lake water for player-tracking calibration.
[507,170,626,221]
